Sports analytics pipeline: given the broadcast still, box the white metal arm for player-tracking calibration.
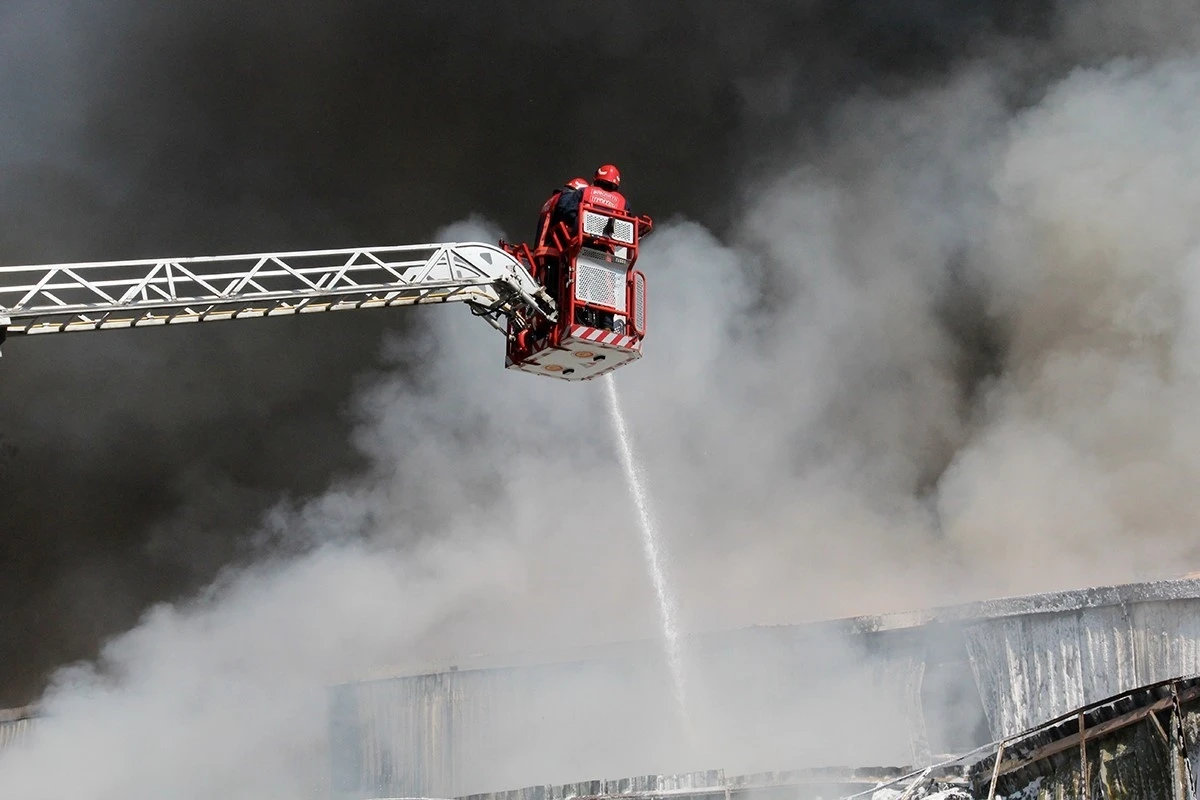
[0,242,555,344]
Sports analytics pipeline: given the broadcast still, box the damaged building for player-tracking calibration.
[326,578,1200,799]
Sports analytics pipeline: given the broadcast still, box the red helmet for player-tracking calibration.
[594,164,621,189]
[566,177,589,191]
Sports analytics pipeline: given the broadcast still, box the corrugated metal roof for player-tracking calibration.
[330,632,930,799]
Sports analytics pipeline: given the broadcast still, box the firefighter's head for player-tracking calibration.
[593,164,621,191]
[566,177,589,191]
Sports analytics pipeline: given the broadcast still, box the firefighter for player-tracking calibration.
[536,176,589,246]
[552,165,627,240]
[580,164,626,212]
[552,165,626,246]
[536,177,589,295]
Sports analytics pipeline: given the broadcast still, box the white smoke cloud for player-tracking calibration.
[6,5,1200,798]
[935,55,1200,595]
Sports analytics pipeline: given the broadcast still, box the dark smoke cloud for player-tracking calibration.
[0,0,1032,705]
[0,0,1045,707]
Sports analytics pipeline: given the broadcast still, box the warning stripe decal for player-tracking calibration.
[569,325,638,349]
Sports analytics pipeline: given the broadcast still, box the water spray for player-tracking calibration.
[603,374,692,739]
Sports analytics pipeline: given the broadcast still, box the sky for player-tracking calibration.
[2,0,1200,796]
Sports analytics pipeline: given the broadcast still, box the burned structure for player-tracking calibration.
[327,578,1200,799]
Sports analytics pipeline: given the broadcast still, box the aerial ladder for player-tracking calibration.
[0,203,651,381]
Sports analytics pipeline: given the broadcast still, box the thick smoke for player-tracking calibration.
[938,54,1200,593]
[4,0,1200,796]
[0,0,1000,704]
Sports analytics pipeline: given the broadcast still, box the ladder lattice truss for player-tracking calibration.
[0,242,555,342]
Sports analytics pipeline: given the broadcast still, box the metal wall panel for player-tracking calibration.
[963,597,1200,737]
[1130,598,1200,683]
[330,625,931,800]
[0,713,37,755]
[331,654,686,799]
